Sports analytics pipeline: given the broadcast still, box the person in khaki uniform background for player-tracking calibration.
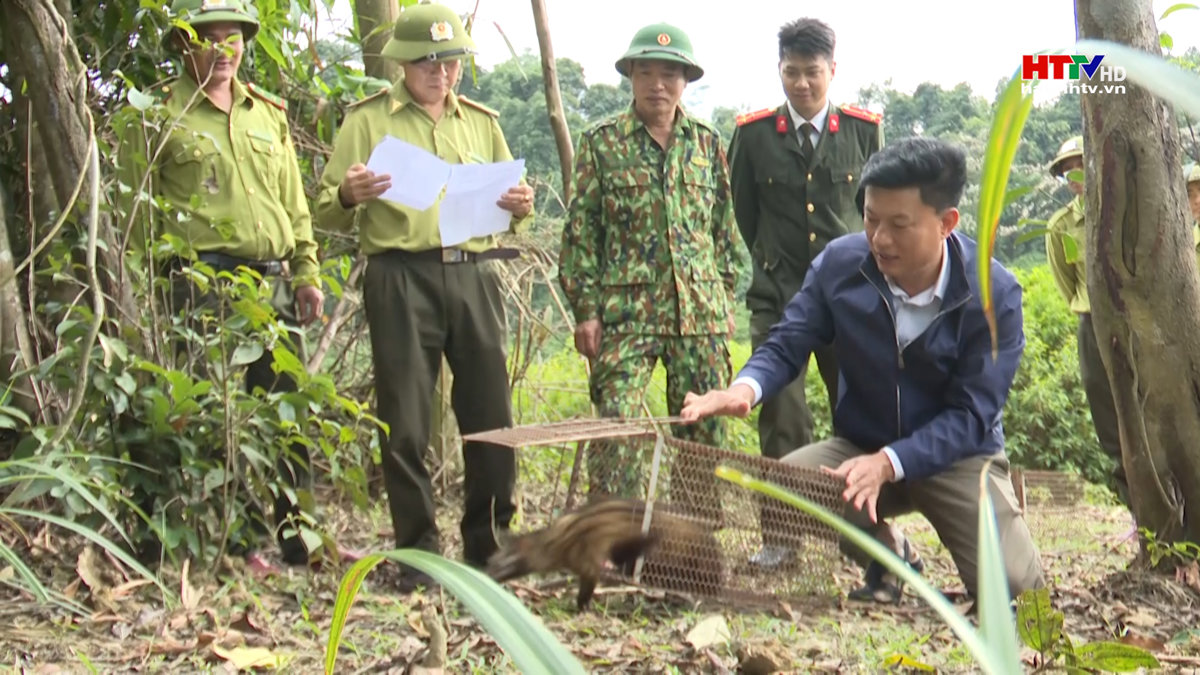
[558,23,740,524]
[727,17,883,569]
[114,0,324,572]
[1044,135,1126,505]
[315,2,534,593]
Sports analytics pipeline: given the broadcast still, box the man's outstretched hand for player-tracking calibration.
[822,451,896,524]
[679,383,756,422]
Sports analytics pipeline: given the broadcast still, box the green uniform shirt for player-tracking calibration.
[558,105,740,337]
[115,74,320,287]
[315,80,532,254]
[729,102,882,313]
[1045,196,1090,314]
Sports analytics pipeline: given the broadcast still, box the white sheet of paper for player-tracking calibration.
[438,158,526,247]
[364,135,449,211]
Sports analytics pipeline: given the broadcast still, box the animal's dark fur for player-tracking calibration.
[486,498,724,610]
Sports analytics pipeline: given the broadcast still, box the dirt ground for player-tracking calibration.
[3,484,1200,673]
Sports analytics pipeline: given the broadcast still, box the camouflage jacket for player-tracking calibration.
[559,105,740,336]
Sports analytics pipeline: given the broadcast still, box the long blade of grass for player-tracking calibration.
[325,554,387,675]
[715,465,1022,675]
[326,550,586,675]
[975,460,1021,669]
[3,508,174,603]
[1075,39,1200,117]
[976,71,1035,359]
[0,540,50,603]
[2,457,134,547]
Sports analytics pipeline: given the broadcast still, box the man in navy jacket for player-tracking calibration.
[681,136,1044,603]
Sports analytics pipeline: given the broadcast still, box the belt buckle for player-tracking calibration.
[441,248,467,264]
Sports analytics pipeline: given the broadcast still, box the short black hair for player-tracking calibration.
[856,137,968,214]
[778,18,836,62]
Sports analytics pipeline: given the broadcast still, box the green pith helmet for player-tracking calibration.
[1187,161,1200,185]
[615,23,703,82]
[166,0,260,44]
[381,2,477,63]
[1049,135,1084,178]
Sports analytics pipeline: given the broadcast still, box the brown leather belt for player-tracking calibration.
[378,247,521,264]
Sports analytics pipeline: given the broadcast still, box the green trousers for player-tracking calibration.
[780,438,1046,599]
[586,333,731,525]
[1077,313,1127,504]
[163,263,312,562]
[362,251,516,567]
[750,310,839,459]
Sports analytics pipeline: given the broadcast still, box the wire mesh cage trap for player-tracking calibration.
[465,418,848,606]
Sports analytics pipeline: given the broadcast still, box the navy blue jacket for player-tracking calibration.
[737,231,1024,481]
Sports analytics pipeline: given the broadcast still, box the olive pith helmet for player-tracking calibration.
[1049,135,1084,178]
[1187,161,1200,185]
[381,2,477,63]
[615,23,703,82]
[166,0,260,44]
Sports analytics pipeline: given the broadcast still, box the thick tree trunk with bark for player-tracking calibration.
[0,188,39,421]
[531,0,574,191]
[1077,0,1200,547]
[355,0,401,83]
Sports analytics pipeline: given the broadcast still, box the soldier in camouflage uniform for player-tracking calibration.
[559,23,740,519]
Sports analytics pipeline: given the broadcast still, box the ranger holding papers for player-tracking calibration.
[315,2,534,593]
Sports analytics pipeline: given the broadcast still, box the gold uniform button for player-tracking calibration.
[807,173,813,181]
[767,177,773,185]
[193,149,202,157]
[256,221,264,229]
[269,145,275,153]
[248,188,255,195]
[806,203,814,213]
[847,173,854,182]
[809,232,817,242]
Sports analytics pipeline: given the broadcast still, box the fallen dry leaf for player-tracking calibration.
[148,637,198,656]
[685,614,730,650]
[229,610,266,636]
[1176,561,1200,594]
[181,559,201,612]
[211,643,284,670]
[76,546,105,593]
[1121,609,1160,628]
[1119,632,1167,651]
[0,566,13,583]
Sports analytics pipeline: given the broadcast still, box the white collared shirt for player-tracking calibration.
[732,240,952,483]
[786,99,829,150]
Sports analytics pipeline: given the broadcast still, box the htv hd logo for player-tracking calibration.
[1020,54,1127,95]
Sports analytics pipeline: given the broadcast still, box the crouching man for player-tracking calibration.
[680,136,1045,604]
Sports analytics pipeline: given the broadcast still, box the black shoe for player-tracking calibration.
[748,545,795,570]
[848,540,925,604]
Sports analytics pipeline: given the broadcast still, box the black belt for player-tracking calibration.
[166,252,286,276]
[376,248,521,264]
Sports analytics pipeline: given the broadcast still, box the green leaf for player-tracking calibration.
[1161,32,1175,50]
[975,461,1022,672]
[1160,3,1199,20]
[1015,588,1063,652]
[1015,227,1050,246]
[713,466,1022,675]
[1002,185,1034,210]
[231,343,265,367]
[1062,232,1080,263]
[883,654,936,671]
[126,87,156,111]
[1074,641,1161,671]
[326,551,586,675]
[1076,39,1200,118]
[254,32,287,70]
[976,70,1035,358]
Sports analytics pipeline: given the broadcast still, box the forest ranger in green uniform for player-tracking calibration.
[314,3,534,593]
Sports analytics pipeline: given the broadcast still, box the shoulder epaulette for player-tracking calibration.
[735,107,776,126]
[246,82,288,112]
[839,104,882,124]
[348,88,390,109]
[458,95,499,117]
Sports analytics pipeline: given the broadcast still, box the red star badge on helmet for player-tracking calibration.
[657,33,671,46]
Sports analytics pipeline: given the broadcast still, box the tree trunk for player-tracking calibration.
[2,0,139,331]
[0,187,40,422]
[1077,0,1200,547]
[531,0,574,191]
[355,0,401,83]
